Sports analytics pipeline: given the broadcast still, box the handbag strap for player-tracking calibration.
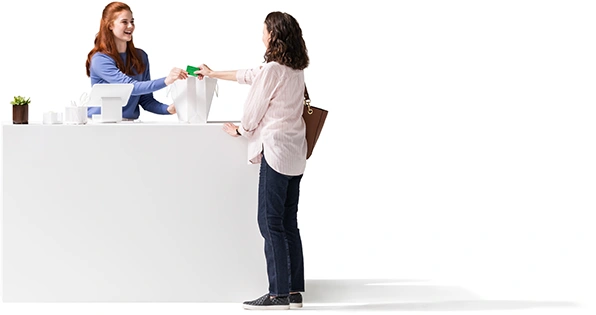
[304,85,313,114]
[304,85,310,101]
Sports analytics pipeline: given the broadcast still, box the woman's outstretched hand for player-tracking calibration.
[195,64,213,80]
[165,67,188,85]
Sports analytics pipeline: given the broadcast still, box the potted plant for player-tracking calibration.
[11,95,30,124]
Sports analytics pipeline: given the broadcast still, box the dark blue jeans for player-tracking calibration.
[258,154,305,297]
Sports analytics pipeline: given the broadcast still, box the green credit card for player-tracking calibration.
[187,65,200,77]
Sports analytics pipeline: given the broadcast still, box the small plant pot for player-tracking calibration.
[13,104,29,124]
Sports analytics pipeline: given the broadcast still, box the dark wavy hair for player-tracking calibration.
[85,2,145,77]
[263,12,309,70]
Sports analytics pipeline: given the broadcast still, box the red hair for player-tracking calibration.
[85,2,145,77]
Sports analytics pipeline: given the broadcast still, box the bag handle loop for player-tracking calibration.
[304,85,313,115]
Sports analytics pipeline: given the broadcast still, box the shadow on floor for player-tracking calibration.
[302,279,578,311]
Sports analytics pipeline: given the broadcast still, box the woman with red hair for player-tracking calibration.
[85,1,187,120]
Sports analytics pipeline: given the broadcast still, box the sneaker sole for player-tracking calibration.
[290,302,303,309]
[242,304,290,310]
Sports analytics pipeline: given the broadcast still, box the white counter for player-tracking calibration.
[2,122,267,302]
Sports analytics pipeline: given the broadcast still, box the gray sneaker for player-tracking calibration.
[242,293,290,310]
[289,292,303,308]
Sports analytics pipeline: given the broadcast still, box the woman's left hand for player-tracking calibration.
[167,104,176,114]
[223,122,240,137]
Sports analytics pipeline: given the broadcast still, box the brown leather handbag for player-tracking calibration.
[303,85,328,159]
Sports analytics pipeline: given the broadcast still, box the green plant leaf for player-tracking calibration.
[10,95,31,106]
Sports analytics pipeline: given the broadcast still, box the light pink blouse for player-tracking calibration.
[236,62,307,176]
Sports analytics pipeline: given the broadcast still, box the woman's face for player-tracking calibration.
[111,10,135,46]
[262,23,271,49]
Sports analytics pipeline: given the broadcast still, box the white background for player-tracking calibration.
[1,0,596,314]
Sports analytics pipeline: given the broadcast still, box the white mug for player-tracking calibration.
[42,111,60,124]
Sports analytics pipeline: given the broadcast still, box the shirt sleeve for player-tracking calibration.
[137,53,169,114]
[90,53,167,96]
[236,66,262,85]
[239,65,280,139]
[138,93,169,114]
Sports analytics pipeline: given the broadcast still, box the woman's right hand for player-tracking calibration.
[195,64,213,80]
[165,67,189,85]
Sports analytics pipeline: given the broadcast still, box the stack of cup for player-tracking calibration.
[64,106,88,125]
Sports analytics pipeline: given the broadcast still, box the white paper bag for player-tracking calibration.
[170,76,218,124]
